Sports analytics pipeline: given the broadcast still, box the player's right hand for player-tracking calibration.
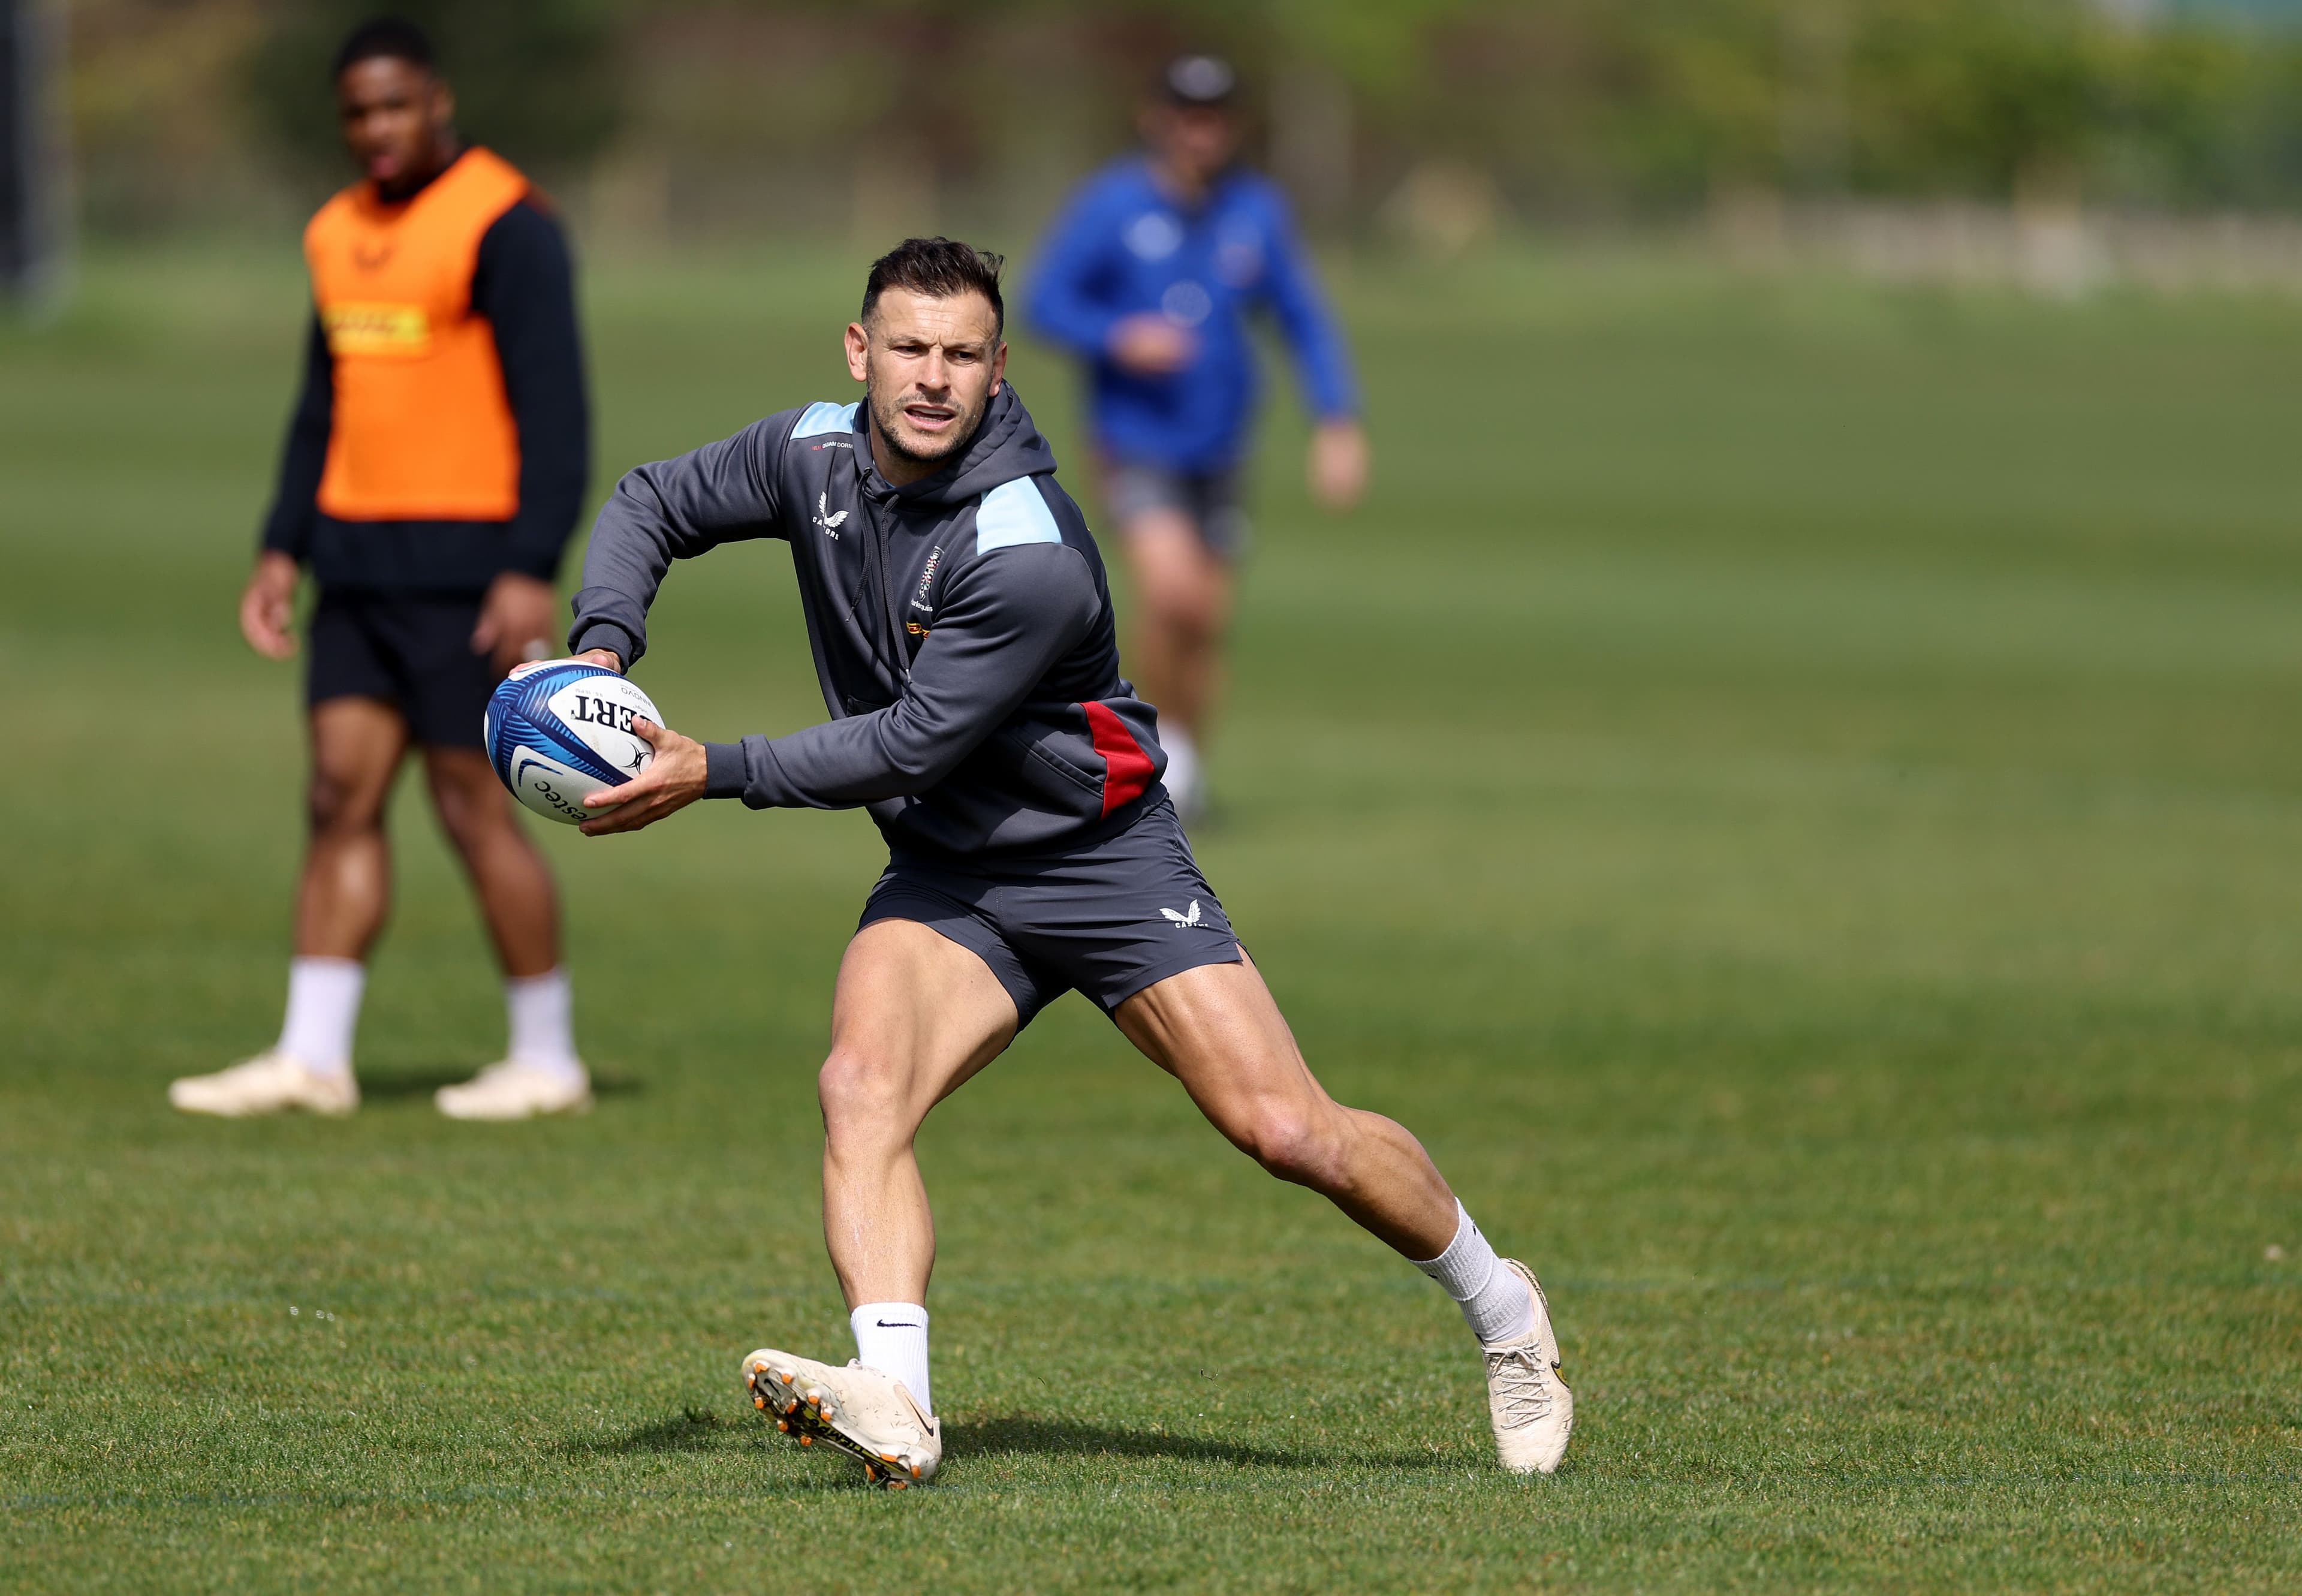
[1108,313,1197,377]
[238,551,300,661]
[577,715,706,836]
[1308,419,1370,513]
[574,648,623,673]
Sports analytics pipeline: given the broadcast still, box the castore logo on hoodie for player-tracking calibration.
[813,492,849,540]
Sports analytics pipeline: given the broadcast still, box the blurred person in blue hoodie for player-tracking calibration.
[1028,55,1367,821]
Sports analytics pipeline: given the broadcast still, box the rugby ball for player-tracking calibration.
[485,660,664,826]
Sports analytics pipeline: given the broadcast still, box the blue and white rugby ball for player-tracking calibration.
[486,660,664,826]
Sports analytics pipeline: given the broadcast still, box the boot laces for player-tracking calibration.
[1485,1344,1556,1430]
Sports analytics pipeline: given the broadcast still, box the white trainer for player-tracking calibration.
[434,1059,593,1121]
[168,1052,358,1118]
[1484,1259,1574,1474]
[743,1347,941,1489]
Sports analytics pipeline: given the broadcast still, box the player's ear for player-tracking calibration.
[844,321,870,383]
[430,79,455,128]
[990,339,1007,395]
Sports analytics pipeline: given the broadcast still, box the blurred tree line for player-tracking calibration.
[63,0,2302,241]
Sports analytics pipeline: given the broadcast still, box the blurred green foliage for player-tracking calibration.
[1394,0,2302,208]
[59,0,2302,237]
[695,0,2302,207]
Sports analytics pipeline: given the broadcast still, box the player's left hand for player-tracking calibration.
[471,572,561,679]
[1307,419,1369,513]
[578,717,709,836]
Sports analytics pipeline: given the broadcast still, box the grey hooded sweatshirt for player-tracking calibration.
[568,385,1167,854]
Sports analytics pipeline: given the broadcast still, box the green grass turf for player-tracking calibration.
[4,245,2300,1592]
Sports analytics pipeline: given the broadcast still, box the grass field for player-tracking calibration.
[4,246,2301,1592]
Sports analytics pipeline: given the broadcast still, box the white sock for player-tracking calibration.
[505,969,583,1081]
[849,1302,932,1416]
[276,957,365,1078]
[1413,1201,1535,1345]
[1162,725,1201,806]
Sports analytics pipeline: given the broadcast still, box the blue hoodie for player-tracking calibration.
[1026,157,1357,473]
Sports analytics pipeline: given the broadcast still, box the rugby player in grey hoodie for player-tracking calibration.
[565,238,1571,1485]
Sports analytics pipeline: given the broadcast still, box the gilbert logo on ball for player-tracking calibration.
[485,660,665,826]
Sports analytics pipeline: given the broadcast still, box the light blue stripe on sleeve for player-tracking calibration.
[974,477,1062,552]
[791,400,858,439]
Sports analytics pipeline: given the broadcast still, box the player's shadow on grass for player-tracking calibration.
[581,1407,738,1453]
[577,1410,1444,1471]
[951,1415,1444,1472]
[355,1068,644,1102]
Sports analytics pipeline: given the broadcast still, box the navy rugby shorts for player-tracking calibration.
[306,588,500,749]
[858,790,1244,1026]
[1101,459,1250,560]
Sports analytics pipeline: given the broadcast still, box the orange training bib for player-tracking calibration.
[305,147,530,523]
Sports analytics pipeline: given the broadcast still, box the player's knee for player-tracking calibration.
[429,771,502,845]
[306,769,382,838]
[1243,1104,1344,1188]
[816,1049,911,1143]
[1144,579,1219,642]
[429,754,529,847]
[1170,602,1222,648]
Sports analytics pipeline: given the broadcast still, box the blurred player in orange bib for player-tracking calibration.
[170,18,595,1122]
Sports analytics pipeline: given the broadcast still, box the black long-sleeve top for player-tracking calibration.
[259,196,590,592]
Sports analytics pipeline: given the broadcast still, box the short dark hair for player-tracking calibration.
[333,17,436,80]
[861,237,1006,336]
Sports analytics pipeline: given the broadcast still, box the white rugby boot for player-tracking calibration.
[168,1052,358,1118]
[743,1347,941,1489]
[434,1059,593,1121]
[1483,1259,1574,1474]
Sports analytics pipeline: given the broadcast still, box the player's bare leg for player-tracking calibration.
[1121,507,1233,818]
[172,697,404,1115]
[1113,952,1456,1255]
[744,919,1017,1484]
[424,745,591,1119]
[818,919,1019,1305]
[295,695,410,960]
[1113,954,1574,1472]
[424,746,559,979]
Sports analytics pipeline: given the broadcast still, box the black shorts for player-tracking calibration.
[306,589,500,749]
[859,791,1244,1027]
[1102,459,1251,559]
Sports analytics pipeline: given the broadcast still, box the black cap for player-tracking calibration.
[1164,55,1237,107]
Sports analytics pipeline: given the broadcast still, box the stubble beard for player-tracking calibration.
[866,383,982,471]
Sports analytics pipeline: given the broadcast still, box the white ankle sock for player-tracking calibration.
[277,957,364,1078]
[849,1302,932,1415]
[1161,725,1201,808]
[505,969,583,1081]
[1413,1201,1535,1345]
